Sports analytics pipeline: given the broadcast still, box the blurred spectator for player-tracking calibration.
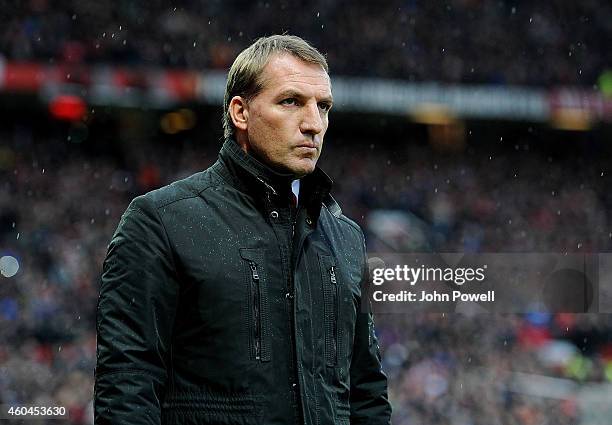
[1,1,610,87]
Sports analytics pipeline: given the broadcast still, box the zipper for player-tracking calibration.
[288,215,303,423]
[329,266,338,364]
[249,261,261,360]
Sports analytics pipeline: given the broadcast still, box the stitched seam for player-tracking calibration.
[95,368,163,379]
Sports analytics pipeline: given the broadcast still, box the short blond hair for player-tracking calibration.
[223,35,329,139]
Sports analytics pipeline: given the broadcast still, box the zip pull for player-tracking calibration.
[329,266,337,284]
[250,261,259,281]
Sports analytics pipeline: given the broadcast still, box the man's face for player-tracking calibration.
[235,54,333,177]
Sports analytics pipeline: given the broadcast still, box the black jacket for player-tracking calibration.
[95,139,392,424]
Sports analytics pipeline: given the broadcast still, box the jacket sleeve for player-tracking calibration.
[94,196,179,425]
[349,235,392,425]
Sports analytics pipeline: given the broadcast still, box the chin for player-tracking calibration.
[291,161,317,177]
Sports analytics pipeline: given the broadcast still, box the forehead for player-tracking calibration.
[257,53,331,97]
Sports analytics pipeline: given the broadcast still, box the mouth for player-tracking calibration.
[295,142,318,150]
[295,145,318,157]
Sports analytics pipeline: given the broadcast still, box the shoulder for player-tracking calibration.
[320,194,366,255]
[322,194,364,236]
[128,166,222,214]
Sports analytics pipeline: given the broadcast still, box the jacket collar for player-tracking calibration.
[216,138,335,220]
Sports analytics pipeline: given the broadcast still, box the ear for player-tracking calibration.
[229,96,249,131]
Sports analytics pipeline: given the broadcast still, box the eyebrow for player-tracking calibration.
[277,89,333,104]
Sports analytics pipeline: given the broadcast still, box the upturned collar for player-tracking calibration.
[216,138,334,218]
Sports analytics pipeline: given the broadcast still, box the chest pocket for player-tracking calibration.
[318,254,357,370]
[319,254,339,367]
[240,248,271,362]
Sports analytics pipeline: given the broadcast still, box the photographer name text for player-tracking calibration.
[372,289,495,303]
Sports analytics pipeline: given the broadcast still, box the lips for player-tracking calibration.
[296,142,318,149]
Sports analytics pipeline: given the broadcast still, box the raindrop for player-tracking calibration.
[316,12,320,17]
[58,346,62,352]
[16,233,20,240]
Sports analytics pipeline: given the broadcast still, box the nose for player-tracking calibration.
[299,101,325,137]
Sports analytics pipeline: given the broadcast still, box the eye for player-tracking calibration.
[280,98,298,106]
[318,102,332,112]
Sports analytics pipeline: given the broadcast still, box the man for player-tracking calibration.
[95,34,391,425]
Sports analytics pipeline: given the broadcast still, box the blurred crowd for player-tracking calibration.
[1,121,611,424]
[2,0,611,87]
